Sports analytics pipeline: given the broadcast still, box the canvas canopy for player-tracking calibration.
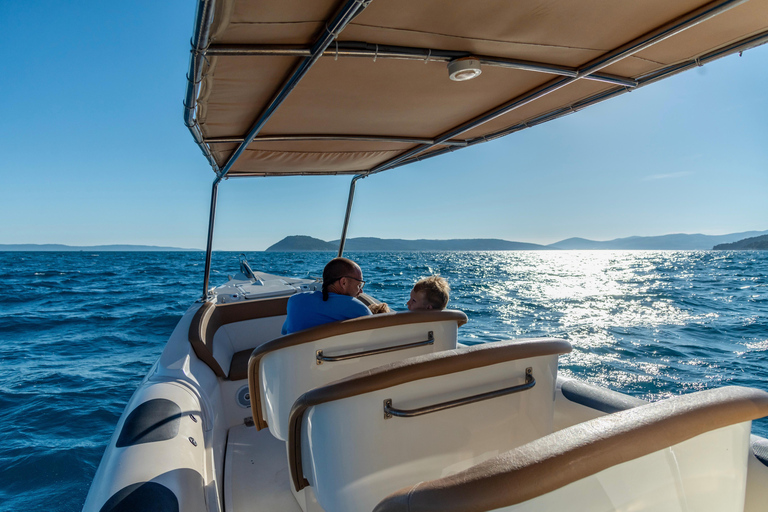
[185,0,768,178]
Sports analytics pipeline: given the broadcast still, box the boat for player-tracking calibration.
[84,1,768,510]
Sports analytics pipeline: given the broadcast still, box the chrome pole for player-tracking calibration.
[338,175,361,257]
[202,177,221,301]
[184,0,220,172]
[205,134,468,146]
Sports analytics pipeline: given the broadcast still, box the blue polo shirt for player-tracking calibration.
[281,291,372,335]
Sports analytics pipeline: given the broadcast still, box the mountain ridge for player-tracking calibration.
[266,236,548,251]
[267,230,768,251]
[0,244,200,252]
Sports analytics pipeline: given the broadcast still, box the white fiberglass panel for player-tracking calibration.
[303,355,559,512]
[495,421,751,512]
[261,320,458,441]
[83,382,209,512]
[221,316,287,352]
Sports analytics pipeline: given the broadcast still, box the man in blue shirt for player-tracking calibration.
[282,257,372,334]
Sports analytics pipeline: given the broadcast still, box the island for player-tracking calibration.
[713,235,768,250]
[266,236,547,251]
[267,230,768,251]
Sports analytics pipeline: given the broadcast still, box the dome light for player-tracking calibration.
[448,58,482,81]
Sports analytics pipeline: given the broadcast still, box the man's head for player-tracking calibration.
[322,257,365,299]
[407,276,450,311]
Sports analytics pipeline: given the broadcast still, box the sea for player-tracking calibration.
[1,250,766,511]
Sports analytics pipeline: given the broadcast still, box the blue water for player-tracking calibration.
[1,250,766,510]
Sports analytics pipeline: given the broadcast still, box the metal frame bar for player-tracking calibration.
[338,175,362,257]
[205,43,638,87]
[204,134,468,147]
[184,0,219,172]
[201,180,219,300]
[316,331,434,364]
[383,29,768,173]
[383,367,534,419]
[221,170,362,178]
[362,0,750,178]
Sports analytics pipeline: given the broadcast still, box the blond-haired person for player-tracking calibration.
[406,276,450,311]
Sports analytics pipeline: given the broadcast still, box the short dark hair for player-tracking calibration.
[412,276,450,310]
[322,257,359,300]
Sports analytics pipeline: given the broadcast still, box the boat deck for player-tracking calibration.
[224,424,302,512]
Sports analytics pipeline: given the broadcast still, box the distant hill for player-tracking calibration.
[336,237,546,251]
[266,236,547,251]
[713,234,768,250]
[548,230,768,250]
[267,230,768,251]
[0,244,200,252]
[266,236,337,251]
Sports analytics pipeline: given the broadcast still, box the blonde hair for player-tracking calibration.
[412,276,450,310]
[368,303,391,314]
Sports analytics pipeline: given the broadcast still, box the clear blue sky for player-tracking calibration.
[2,1,767,250]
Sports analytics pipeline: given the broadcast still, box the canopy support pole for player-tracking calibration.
[202,177,221,301]
[338,175,361,257]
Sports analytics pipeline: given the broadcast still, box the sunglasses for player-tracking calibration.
[340,275,366,287]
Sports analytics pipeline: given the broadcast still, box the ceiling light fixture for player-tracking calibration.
[447,58,482,81]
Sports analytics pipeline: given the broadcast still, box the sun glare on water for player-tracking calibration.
[442,250,765,402]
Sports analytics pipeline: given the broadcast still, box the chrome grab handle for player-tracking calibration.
[316,331,434,364]
[383,367,534,419]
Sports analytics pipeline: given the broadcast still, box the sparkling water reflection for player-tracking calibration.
[349,250,768,409]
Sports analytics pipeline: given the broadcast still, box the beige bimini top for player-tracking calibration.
[185,0,768,177]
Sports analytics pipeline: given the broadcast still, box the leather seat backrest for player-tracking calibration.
[248,310,468,441]
[288,338,572,512]
[373,386,768,512]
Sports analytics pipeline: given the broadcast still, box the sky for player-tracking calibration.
[1,1,767,251]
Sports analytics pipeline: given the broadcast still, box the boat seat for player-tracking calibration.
[287,338,572,512]
[187,296,289,379]
[374,386,768,512]
[247,310,467,441]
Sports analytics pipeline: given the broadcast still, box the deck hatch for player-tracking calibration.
[116,399,182,448]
